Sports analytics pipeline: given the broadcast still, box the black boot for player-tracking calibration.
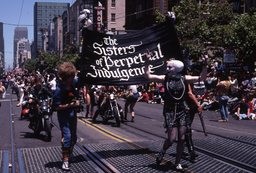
[156,150,165,166]
[92,110,99,123]
[85,105,90,118]
[185,130,197,163]
[189,151,197,163]
[124,111,127,121]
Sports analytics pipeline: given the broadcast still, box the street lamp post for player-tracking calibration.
[94,2,105,32]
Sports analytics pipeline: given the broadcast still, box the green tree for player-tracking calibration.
[173,0,234,59]
[24,58,39,73]
[224,13,256,66]
[38,52,60,72]
[63,44,80,64]
[24,50,80,73]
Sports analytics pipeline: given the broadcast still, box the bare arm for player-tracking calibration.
[145,65,165,83]
[147,74,165,83]
[185,54,208,83]
[187,84,202,113]
[185,67,208,83]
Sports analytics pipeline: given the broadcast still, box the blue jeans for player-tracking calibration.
[57,114,77,148]
[219,96,229,120]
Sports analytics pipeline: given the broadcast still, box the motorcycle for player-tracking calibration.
[20,87,32,120]
[28,88,53,141]
[20,100,31,119]
[93,92,123,127]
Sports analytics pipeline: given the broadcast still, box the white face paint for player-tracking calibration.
[166,60,184,75]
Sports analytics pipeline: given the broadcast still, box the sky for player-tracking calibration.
[0,0,75,70]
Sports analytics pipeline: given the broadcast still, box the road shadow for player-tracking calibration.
[45,154,87,169]
[209,119,220,122]
[20,131,50,142]
[90,119,120,127]
[151,160,175,171]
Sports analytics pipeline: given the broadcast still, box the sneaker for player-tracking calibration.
[175,164,184,171]
[156,152,164,166]
[62,161,70,171]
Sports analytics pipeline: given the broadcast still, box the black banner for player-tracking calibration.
[78,19,182,85]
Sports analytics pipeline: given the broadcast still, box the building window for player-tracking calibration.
[111,13,116,22]
[111,28,116,33]
[111,0,116,7]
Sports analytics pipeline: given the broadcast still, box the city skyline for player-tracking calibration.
[0,0,75,70]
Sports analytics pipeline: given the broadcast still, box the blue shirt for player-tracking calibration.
[53,82,79,118]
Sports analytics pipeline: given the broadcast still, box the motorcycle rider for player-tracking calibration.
[181,60,206,163]
[92,85,117,123]
[52,62,80,171]
[28,74,52,130]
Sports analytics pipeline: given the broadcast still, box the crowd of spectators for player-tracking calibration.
[0,69,58,109]
[1,60,256,121]
[126,61,256,121]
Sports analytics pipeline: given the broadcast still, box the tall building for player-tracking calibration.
[13,27,28,68]
[34,2,70,56]
[16,38,31,68]
[89,0,125,33]
[106,0,126,33]
[53,16,63,57]
[0,22,4,73]
[125,0,169,30]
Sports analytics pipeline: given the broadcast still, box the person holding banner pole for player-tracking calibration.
[145,56,208,171]
[184,83,203,162]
